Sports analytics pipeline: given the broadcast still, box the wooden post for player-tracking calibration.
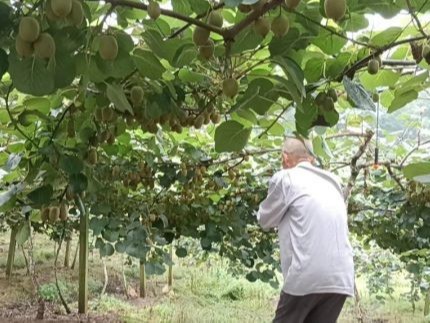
[139,260,146,298]
[6,226,18,278]
[75,195,88,314]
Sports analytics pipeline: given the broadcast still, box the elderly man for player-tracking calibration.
[257,137,354,323]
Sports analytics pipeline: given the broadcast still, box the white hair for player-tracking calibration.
[282,137,313,158]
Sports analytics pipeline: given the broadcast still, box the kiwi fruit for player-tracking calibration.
[49,206,60,222]
[45,0,60,21]
[194,115,204,129]
[33,33,56,59]
[102,107,114,122]
[315,92,327,105]
[210,111,221,124]
[271,15,289,38]
[193,26,210,46]
[148,1,161,20]
[67,0,84,26]
[251,0,267,11]
[204,113,211,125]
[208,11,223,28]
[285,0,301,9]
[131,86,144,106]
[372,92,379,103]
[322,97,335,111]
[99,130,110,143]
[15,36,34,58]
[98,35,118,61]
[367,58,380,75]
[67,118,75,138]
[222,78,239,98]
[59,202,68,221]
[106,131,115,145]
[112,165,120,178]
[327,88,338,102]
[253,17,271,38]
[199,39,214,59]
[238,4,251,13]
[324,0,346,21]
[41,207,50,222]
[51,0,73,18]
[88,147,97,165]
[19,17,40,43]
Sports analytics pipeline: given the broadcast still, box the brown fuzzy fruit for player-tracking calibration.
[372,93,379,103]
[327,89,338,102]
[33,33,56,59]
[222,78,239,98]
[368,59,380,75]
[253,17,271,37]
[210,112,221,124]
[67,118,75,138]
[271,15,289,38]
[131,86,144,106]
[194,115,204,129]
[19,17,40,43]
[199,39,214,60]
[67,0,84,26]
[148,1,161,20]
[324,0,346,21]
[238,4,252,13]
[41,207,50,222]
[102,107,114,122]
[106,131,115,145]
[322,97,335,111]
[59,202,68,221]
[193,26,210,46]
[46,0,60,21]
[98,35,118,61]
[88,148,97,165]
[315,92,327,105]
[285,0,301,9]
[15,36,34,58]
[208,11,223,28]
[49,206,60,222]
[51,0,73,18]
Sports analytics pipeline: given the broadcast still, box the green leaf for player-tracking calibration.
[403,162,430,180]
[360,70,400,91]
[388,90,418,113]
[0,184,22,212]
[16,222,30,246]
[172,0,192,15]
[28,185,53,205]
[274,57,305,99]
[102,229,120,243]
[304,57,325,83]
[175,247,188,258]
[269,28,301,57]
[178,69,209,83]
[312,28,347,55]
[133,49,166,80]
[23,98,51,114]
[231,29,262,55]
[370,27,402,47]
[343,77,376,111]
[59,155,84,175]
[106,83,133,114]
[8,52,56,96]
[98,239,115,257]
[215,120,252,153]
[4,153,21,172]
[235,78,277,115]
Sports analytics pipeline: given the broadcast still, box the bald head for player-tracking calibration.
[281,138,314,169]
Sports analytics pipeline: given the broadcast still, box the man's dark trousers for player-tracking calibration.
[273,292,347,323]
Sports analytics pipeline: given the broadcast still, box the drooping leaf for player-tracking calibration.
[215,120,252,153]
[16,222,30,246]
[106,83,133,114]
[27,185,53,205]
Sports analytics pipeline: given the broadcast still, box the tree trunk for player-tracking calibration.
[64,238,71,268]
[76,196,89,314]
[6,226,18,278]
[139,261,146,298]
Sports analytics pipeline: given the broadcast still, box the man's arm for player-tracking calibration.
[257,172,291,230]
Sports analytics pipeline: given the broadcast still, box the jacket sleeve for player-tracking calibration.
[257,172,291,230]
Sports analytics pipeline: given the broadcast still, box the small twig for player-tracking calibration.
[385,164,405,191]
[257,103,293,138]
[399,139,430,167]
[406,0,428,37]
[326,131,367,140]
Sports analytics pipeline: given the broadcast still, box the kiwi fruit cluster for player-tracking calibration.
[16,17,56,59]
[324,0,346,21]
[46,0,84,26]
[315,89,338,110]
[41,202,68,223]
